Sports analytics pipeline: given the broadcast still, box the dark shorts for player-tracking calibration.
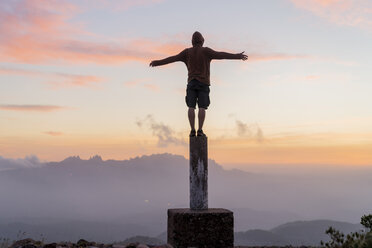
[185,79,210,109]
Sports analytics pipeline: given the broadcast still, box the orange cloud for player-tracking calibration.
[48,73,104,89]
[44,131,64,136]
[291,0,372,31]
[0,105,67,112]
[303,75,320,80]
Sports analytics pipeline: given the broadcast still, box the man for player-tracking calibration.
[149,31,248,137]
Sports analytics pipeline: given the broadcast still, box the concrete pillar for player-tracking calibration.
[167,135,234,247]
[189,136,208,210]
[168,208,234,248]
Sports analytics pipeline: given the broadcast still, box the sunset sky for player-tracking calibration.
[1,0,371,168]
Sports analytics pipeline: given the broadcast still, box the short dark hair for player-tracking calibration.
[192,31,204,46]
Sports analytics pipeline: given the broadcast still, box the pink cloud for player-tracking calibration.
[0,1,309,65]
[143,83,160,92]
[0,67,104,88]
[0,104,67,112]
[124,79,160,92]
[124,79,147,87]
[44,131,64,136]
[0,0,184,65]
[291,0,372,31]
[48,73,104,89]
[0,67,39,76]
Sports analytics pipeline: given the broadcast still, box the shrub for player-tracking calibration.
[321,214,372,248]
[0,238,11,248]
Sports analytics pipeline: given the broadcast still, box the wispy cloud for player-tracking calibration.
[236,120,264,143]
[124,79,160,92]
[0,1,307,65]
[0,66,104,89]
[43,131,64,136]
[0,105,68,112]
[0,0,184,65]
[124,79,146,87]
[47,73,104,89]
[303,75,320,80]
[291,0,372,31]
[0,67,39,76]
[143,83,160,92]
[136,115,186,147]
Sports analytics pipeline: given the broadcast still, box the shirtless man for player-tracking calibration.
[150,31,248,137]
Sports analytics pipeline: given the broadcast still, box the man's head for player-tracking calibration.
[192,31,204,47]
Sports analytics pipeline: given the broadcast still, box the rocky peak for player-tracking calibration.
[89,155,103,162]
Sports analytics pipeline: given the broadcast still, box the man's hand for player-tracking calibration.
[239,52,248,61]
[149,60,159,67]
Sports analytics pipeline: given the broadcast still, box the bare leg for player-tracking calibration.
[198,108,206,130]
[188,108,195,130]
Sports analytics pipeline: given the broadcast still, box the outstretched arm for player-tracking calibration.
[149,49,187,67]
[207,48,248,60]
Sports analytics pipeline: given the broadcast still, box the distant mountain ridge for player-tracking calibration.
[0,153,369,244]
[235,219,363,246]
[0,218,362,246]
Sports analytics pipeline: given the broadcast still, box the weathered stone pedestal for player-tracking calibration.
[168,208,234,248]
[189,136,208,210]
[167,136,234,248]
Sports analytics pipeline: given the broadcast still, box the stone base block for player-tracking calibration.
[167,208,234,248]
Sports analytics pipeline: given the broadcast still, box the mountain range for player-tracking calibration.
[0,153,370,245]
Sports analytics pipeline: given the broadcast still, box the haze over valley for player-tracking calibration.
[0,153,371,244]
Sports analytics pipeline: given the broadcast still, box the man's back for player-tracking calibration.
[184,46,212,85]
[180,46,246,85]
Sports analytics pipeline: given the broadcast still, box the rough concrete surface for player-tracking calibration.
[189,136,208,210]
[168,208,234,248]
